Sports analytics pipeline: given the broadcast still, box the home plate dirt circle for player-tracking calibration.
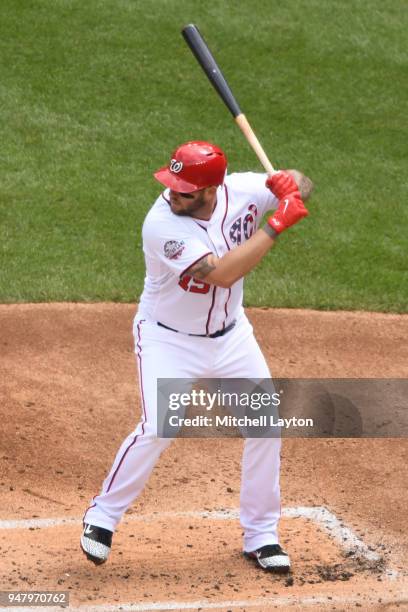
[0,304,407,610]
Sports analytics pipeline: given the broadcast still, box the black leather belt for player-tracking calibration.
[157,321,236,338]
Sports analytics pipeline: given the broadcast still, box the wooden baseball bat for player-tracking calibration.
[181,24,276,175]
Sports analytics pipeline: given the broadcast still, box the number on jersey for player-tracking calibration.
[229,204,258,245]
[179,275,211,294]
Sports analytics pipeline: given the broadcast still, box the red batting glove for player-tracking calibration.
[268,192,309,234]
[265,171,298,200]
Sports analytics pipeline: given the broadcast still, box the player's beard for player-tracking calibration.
[170,192,208,217]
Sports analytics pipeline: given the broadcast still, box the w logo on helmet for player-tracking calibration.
[170,159,183,173]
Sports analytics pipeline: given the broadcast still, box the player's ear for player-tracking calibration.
[206,185,218,197]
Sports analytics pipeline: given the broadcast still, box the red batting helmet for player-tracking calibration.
[154,141,227,192]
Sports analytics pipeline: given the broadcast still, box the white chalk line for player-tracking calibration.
[0,506,384,562]
[0,506,399,583]
[6,590,408,612]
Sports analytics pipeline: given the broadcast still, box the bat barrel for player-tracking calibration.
[182,24,242,118]
[182,23,275,174]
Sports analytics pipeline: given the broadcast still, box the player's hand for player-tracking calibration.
[265,171,299,200]
[267,192,309,234]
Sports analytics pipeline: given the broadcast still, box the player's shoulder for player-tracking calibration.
[143,190,191,240]
[148,189,171,213]
[144,190,174,224]
[224,171,268,195]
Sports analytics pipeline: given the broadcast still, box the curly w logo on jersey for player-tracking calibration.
[164,239,186,260]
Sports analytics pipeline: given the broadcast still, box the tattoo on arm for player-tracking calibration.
[184,255,216,280]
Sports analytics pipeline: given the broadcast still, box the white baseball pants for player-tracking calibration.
[84,314,282,552]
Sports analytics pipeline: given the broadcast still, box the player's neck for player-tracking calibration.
[190,196,217,221]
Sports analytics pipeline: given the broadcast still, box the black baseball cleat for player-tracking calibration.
[244,544,291,573]
[80,523,113,565]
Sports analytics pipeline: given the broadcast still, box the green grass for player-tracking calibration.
[0,0,407,310]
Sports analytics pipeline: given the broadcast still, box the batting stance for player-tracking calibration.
[81,141,313,573]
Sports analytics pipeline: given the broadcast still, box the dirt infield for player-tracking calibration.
[0,304,407,610]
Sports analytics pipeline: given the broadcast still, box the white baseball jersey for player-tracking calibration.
[138,172,279,335]
[84,172,283,553]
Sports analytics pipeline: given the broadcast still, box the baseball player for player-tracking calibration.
[81,141,313,573]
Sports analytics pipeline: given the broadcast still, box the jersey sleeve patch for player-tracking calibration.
[142,208,214,277]
[164,240,185,260]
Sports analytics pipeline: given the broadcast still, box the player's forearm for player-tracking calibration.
[214,229,276,287]
[185,228,276,289]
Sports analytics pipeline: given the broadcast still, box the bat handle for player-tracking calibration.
[235,114,276,175]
